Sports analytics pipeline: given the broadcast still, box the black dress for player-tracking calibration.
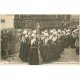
[64,34,70,48]
[56,39,62,58]
[39,39,44,61]
[25,37,31,61]
[59,35,65,51]
[50,38,59,61]
[19,41,27,61]
[28,38,39,65]
[69,34,76,48]
[42,38,51,63]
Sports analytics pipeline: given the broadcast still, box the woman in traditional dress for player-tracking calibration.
[9,29,16,55]
[74,29,79,55]
[50,31,58,60]
[56,30,62,58]
[42,32,51,63]
[48,30,54,61]
[64,30,70,48]
[28,32,39,65]
[70,30,77,48]
[60,31,65,52]
[39,32,44,62]
[19,33,27,61]
[24,33,31,62]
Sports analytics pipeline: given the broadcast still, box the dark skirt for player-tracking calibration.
[76,47,79,55]
[60,40,64,51]
[29,47,39,65]
[56,41,62,58]
[70,38,76,48]
[19,42,29,62]
[50,43,58,61]
[64,37,69,48]
[42,45,51,63]
[60,36,65,51]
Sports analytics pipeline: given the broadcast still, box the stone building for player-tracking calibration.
[0,15,79,30]
[14,15,71,30]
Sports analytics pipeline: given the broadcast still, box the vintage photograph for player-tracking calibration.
[0,15,79,65]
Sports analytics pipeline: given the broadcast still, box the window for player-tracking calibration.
[1,19,5,23]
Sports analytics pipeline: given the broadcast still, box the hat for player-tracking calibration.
[25,34,28,38]
[44,33,49,37]
[33,30,37,34]
[62,31,65,34]
[50,30,54,33]
[44,30,48,33]
[53,31,57,35]
[73,29,78,33]
[57,30,61,33]
[18,29,21,32]
[66,30,69,33]
[28,32,31,35]
[41,31,45,35]
[53,29,56,32]
[23,29,27,34]
[32,33,37,37]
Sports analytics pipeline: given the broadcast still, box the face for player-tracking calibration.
[3,30,5,34]
[22,35,25,41]
[62,31,65,35]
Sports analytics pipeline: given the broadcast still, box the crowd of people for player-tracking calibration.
[1,26,79,64]
[1,28,19,57]
[18,27,79,65]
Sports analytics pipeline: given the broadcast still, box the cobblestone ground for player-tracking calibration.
[1,47,79,64]
[59,48,79,62]
[47,47,79,65]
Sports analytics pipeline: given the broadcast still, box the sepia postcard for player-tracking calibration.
[0,14,80,65]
